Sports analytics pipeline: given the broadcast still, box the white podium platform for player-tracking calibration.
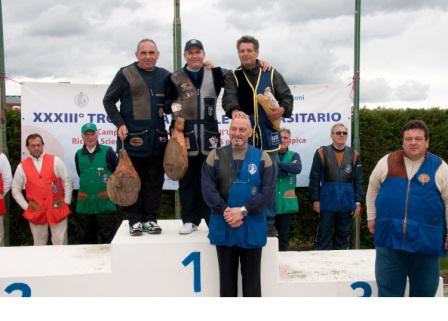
[0,219,443,297]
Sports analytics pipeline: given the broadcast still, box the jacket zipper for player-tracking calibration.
[402,179,411,247]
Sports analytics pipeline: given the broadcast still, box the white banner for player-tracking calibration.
[21,82,352,189]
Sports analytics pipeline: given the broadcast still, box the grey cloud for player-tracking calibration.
[6,37,83,78]
[2,0,446,110]
[3,0,142,21]
[3,0,59,23]
[215,1,430,53]
[95,0,142,15]
[6,19,170,80]
[393,80,429,101]
[363,0,448,14]
[360,77,392,102]
[269,46,342,85]
[360,78,429,103]
[4,0,166,81]
[216,0,448,25]
[215,0,354,21]
[27,5,91,37]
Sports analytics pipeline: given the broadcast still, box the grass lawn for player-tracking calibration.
[441,256,448,272]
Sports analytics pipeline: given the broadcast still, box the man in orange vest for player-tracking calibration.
[0,152,12,246]
[12,134,73,245]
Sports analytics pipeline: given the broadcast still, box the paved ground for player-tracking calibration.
[442,273,448,297]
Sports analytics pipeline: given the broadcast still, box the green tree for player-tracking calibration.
[6,107,448,248]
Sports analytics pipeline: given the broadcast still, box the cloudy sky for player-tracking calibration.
[2,0,447,108]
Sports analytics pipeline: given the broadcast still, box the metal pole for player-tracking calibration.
[353,0,361,249]
[173,0,182,219]
[173,0,182,71]
[0,0,10,245]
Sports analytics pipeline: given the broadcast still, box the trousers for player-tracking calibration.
[179,154,210,226]
[76,213,118,244]
[274,213,292,251]
[375,246,440,297]
[29,218,68,245]
[314,211,352,250]
[126,155,164,225]
[216,245,262,297]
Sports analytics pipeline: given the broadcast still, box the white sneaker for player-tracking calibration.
[129,222,143,236]
[179,223,197,235]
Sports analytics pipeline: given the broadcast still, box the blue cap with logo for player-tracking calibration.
[184,39,204,51]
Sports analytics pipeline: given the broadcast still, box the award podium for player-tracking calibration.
[0,220,443,297]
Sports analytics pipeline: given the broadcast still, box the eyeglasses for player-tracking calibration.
[333,131,348,136]
[404,137,425,143]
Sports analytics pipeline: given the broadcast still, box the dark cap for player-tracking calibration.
[184,39,204,51]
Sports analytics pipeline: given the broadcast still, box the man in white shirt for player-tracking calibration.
[12,134,72,245]
[0,152,12,246]
[366,120,448,296]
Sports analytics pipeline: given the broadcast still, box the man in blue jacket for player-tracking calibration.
[309,123,364,250]
[201,114,275,297]
[366,120,448,296]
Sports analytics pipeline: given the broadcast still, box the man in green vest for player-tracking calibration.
[75,123,118,244]
[275,128,301,251]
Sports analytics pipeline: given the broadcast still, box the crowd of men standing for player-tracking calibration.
[0,36,446,298]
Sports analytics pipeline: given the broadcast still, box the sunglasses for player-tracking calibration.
[334,131,348,136]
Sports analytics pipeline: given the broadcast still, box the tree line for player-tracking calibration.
[5,107,448,248]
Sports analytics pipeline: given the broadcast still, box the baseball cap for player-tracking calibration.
[81,123,97,134]
[184,39,204,51]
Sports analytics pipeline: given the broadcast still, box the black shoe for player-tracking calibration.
[142,221,162,234]
[129,222,143,236]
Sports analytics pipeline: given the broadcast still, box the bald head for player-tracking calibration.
[231,114,250,126]
[229,116,252,150]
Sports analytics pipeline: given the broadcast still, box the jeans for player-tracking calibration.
[375,246,440,297]
[314,211,352,250]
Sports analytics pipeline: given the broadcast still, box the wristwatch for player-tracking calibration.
[240,206,248,217]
